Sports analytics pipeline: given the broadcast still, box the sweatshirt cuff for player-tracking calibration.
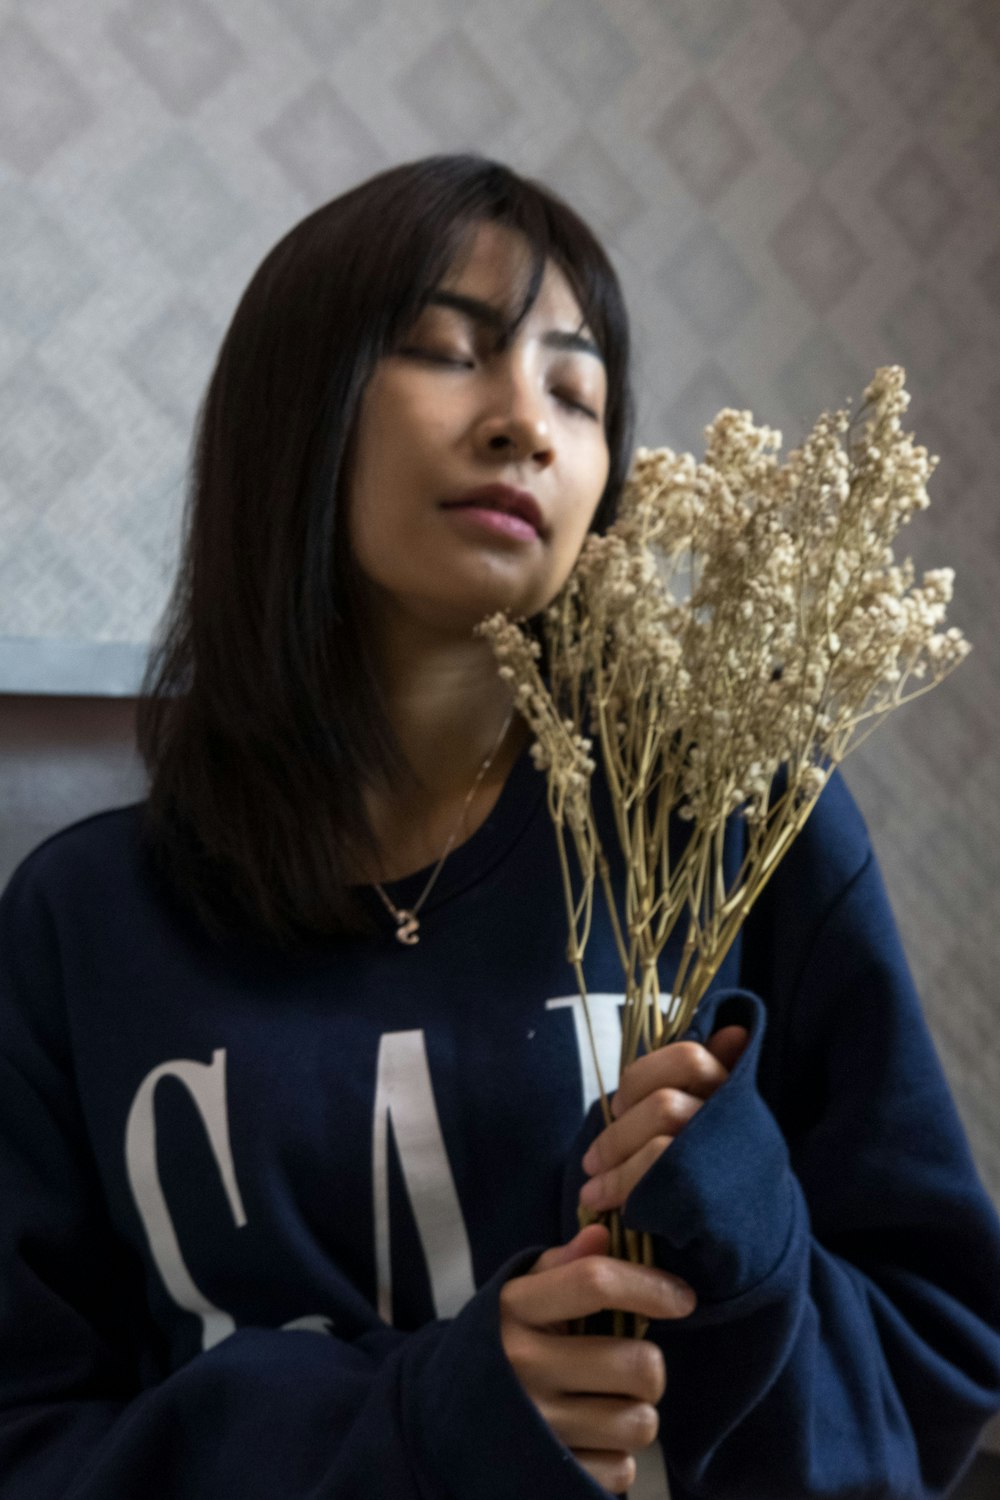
[561,988,801,1308]
[405,1247,610,1500]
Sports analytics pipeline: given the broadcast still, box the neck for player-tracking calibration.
[379,634,524,803]
[359,610,530,880]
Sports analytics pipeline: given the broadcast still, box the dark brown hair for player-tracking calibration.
[136,153,635,949]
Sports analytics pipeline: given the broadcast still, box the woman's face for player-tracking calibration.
[345,221,611,639]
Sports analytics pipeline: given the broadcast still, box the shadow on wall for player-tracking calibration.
[953,1450,1000,1498]
[0,694,146,887]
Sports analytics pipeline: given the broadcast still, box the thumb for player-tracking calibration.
[706,1024,750,1073]
[530,1222,610,1275]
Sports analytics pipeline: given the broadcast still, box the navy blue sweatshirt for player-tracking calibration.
[1,747,999,1499]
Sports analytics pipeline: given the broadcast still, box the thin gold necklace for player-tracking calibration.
[372,705,517,946]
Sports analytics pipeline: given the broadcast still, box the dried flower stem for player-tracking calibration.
[477,368,970,1330]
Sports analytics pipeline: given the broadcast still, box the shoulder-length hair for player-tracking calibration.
[136,152,635,949]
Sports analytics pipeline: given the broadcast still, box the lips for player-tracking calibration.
[441,484,545,537]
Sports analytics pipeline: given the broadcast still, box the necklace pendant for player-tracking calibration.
[394,910,420,946]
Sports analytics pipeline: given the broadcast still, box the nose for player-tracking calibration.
[474,374,555,468]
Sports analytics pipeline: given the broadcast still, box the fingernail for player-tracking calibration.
[581,1145,598,1174]
[579,1177,602,1206]
[674,1284,697,1315]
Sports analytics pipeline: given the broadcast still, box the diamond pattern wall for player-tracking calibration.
[541,131,644,238]
[652,81,757,206]
[108,0,244,117]
[0,188,99,338]
[878,144,966,259]
[0,19,96,175]
[1,0,999,1301]
[398,33,517,141]
[260,81,387,202]
[770,193,868,314]
[872,6,958,120]
[761,53,860,175]
[660,223,759,339]
[529,0,638,99]
[114,135,253,275]
[657,0,750,63]
[272,0,376,61]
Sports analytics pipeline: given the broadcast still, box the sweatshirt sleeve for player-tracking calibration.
[0,864,607,1500]
[563,776,1000,1498]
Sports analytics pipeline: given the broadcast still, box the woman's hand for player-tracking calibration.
[579,1026,750,1215]
[499,1223,696,1493]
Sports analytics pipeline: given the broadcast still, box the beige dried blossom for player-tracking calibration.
[482,369,971,1332]
[477,367,970,1323]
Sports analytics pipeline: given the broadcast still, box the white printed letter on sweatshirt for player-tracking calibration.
[372,1028,475,1324]
[125,1049,246,1352]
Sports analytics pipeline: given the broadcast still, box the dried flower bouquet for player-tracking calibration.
[476,367,970,1329]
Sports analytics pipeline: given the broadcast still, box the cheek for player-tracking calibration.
[343,440,401,585]
[344,398,444,581]
[549,474,607,586]
[344,390,408,530]
[561,447,609,560]
[352,385,445,503]
[573,441,611,536]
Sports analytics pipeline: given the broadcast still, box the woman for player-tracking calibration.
[0,154,998,1500]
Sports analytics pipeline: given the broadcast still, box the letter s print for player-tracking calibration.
[125,1048,246,1352]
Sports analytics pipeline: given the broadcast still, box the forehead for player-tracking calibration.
[435,220,588,332]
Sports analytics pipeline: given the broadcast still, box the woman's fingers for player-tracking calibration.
[705,1023,751,1073]
[506,1329,666,1404]
[583,1087,703,1176]
[579,1136,673,1212]
[500,1240,685,1493]
[578,1028,750,1212]
[527,1222,610,1277]
[611,1025,751,1118]
[574,1449,638,1495]
[611,1039,731,1118]
[540,1393,660,1454]
[501,1251,696,1328]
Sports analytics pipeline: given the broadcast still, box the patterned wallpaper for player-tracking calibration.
[1,0,999,1205]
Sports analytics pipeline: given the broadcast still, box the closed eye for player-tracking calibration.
[554,390,600,420]
[399,346,474,368]
[400,346,600,419]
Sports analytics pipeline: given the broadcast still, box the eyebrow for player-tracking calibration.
[425,290,605,363]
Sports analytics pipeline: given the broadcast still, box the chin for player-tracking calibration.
[436,591,542,637]
[445,572,550,624]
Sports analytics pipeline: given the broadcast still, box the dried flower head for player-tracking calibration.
[477,366,969,1067]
